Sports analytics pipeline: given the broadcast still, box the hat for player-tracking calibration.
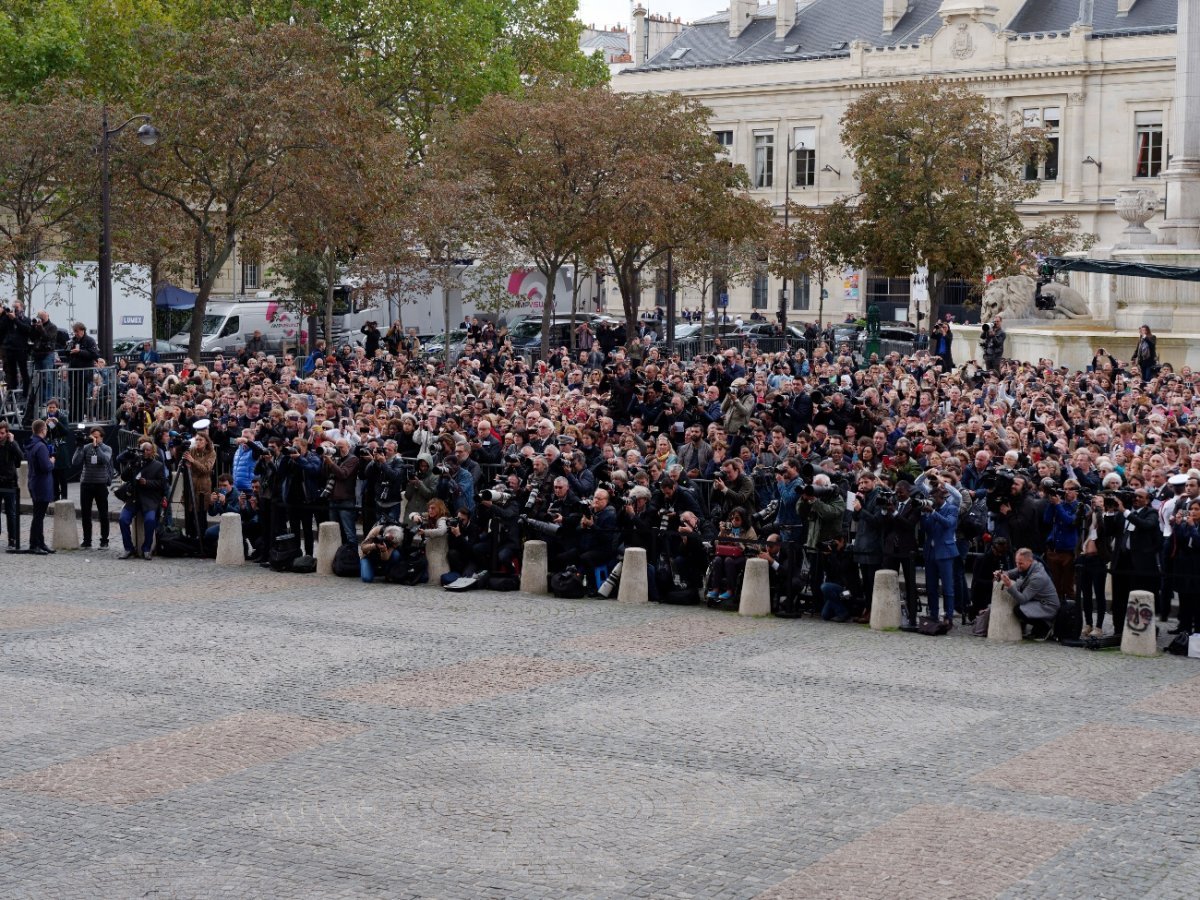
[1169,473,1189,486]
[731,378,747,388]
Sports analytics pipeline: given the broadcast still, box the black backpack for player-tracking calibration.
[1054,600,1083,644]
[550,566,588,599]
[292,555,317,574]
[268,533,302,572]
[332,543,360,577]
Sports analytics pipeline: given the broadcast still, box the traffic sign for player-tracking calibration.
[719,292,729,308]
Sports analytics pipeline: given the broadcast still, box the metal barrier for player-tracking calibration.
[28,366,119,425]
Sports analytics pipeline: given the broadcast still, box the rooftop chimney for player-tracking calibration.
[729,0,756,39]
[632,4,647,63]
[883,0,909,35]
[776,0,796,39]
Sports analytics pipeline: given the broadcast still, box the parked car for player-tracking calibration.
[508,314,606,358]
[112,337,188,357]
[423,329,469,363]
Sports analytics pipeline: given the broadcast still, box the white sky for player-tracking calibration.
[576,0,722,31]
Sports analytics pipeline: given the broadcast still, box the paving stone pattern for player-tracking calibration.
[1,543,1199,898]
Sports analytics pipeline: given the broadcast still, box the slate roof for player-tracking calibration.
[627,0,1176,73]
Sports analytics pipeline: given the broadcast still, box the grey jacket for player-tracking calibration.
[1004,560,1060,620]
[71,441,114,485]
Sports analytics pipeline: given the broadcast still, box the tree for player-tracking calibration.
[1008,214,1097,276]
[449,85,615,358]
[0,92,96,307]
[129,17,381,357]
[675,234,766,345]
[840,80,1059,319]
[598,93,768,343]
[768,199,860,328]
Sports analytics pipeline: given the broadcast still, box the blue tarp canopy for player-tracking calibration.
[154,282,197,309]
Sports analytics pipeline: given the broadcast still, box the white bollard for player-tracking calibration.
[869,569,902,630]
[617,546,649,604]
[18,461,29,508]
[215,512,246,566]
[1121,590,1159,657]
[987,579,1024,643]
[50,499,78,550]
[425,532,450,584]
[738,557,772,616]
[315,520,341,575]
[520,540,549,594]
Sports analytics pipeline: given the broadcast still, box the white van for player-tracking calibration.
[172,289,380,353]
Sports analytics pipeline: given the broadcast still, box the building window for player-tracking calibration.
[1023,107,1060,182]
[751,272,769,309]
[793,126,816,187]
[1136,111,1164,178]
[713,130,733,152]
[241,261,261,290]
[866,276,911,307]
[753,131,774,188]
[792,274,810,311]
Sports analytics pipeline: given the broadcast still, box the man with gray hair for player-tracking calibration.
[998,547,1061,639]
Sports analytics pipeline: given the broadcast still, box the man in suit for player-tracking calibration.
[921,482,960,624]
[882,480,922,625]
[1108,488,1161,638]
[24,418,56,555]
[116,440,168,560]
[998,548,1061,639]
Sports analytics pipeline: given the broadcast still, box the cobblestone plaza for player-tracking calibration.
[2,547,1199,898]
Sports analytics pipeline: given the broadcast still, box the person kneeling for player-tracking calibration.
[706,507,756,605]
[359,523,403,583]
[818,536,861,622]
[997,547,1061,639]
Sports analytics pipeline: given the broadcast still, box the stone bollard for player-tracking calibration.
[617,546,649,604]
[519,540,549,594]
[18,461,29,507]
[315,521,341,575]
[215,512,246,566]
[51,499,78,550]
[987,579,1024,643]
[132,513,146,555]
[1121,590,1159,657]
[869,569,902,630]
[738,557,772,616]
[425,532,450,584]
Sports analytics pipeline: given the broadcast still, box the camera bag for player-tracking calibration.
[292,555,317,574]
[268,533,302,572]
[332,543,360,577]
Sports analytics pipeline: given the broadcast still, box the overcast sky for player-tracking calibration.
[576,0,721,30]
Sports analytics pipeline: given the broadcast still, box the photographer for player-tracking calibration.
[565,450,597,499]
[283,437,324,556]
[677,425,713,480]
[358,522,403,583]
[670,510,712,594]
[774,458,805,543]
[578,488,620,576]
[993,473,1039,552]
[115,440,167,560]
[365,440,406,525]
[618,485,657,551]
[817,536,861,622]
[1109,488,1161,639]
[203,474,242,556]
[997,547,1060,639]
[42,399,71,501]
[721,378,756,432]
[705,507,756,604]
[921,483,961,627]
[851,472,886,621]
[1042,479,1081,603]
[72,427,114,549]
[323,438,361,544]
[799,473,847,603]
[710,458,755,523]
[64,322,99,421]
[0,300,32,394]
[472,481,522,573]
[403,457,438,519]
[0,421,24,552]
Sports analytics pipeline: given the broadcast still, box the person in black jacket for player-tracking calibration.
[360,321,381,358]
[881,480,923,625]
[64,322,99,421]
[1108,488,1161,637]
[578,488,620,575]
[0,301,32,393]
[0,421,24,551]
[116,440,168,559]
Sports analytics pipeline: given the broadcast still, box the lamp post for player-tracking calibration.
[98,107,159,362]
[779,134,792,333]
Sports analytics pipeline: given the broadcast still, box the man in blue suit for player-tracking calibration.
[921,481,960,625]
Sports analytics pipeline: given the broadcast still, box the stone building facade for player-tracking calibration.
[612,0,1179,325]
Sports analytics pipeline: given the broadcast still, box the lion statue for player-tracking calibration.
[980,274,1091,321]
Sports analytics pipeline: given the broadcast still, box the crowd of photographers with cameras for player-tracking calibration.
[3,303,1199,644]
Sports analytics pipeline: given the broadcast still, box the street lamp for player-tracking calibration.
[98,108,159,362]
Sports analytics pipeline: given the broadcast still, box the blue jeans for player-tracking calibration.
[0,488,17,546]
[925,555,957,620]
[330,502,358,545]
[820,582,850,620]
[360,549,399,583]
[120,505,159,553]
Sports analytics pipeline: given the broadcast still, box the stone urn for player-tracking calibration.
[1115,187,1159,246]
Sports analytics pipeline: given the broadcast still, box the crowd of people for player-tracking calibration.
[1,300,1194,644]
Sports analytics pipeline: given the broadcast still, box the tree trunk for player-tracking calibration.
[569,257,578,352]
[323,248,336,348]
[442,278,451,368]
[149,260,159,342]
[538,263,559,361]
[187,238,234,359]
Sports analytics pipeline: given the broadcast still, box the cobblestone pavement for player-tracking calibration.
[2,537,1200,898]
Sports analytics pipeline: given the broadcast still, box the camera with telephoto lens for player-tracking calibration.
[751,500,779,529]
[435,464,451,476]
[876,488,896,507]
[658,509,678,532]
[982,466,1017,513]
[524,485,540,510]
[519,515,560,537]
[478,488,513,504]
[916,497,936,514]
